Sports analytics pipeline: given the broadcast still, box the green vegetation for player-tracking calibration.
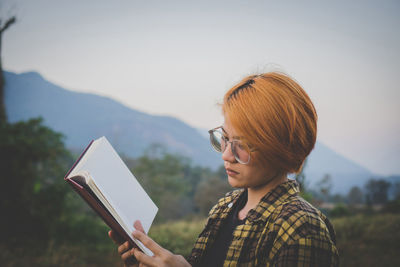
[333,213,400,267]
[149,218,206,257]
[1,117,400,266]
[0,118,120,266]
[0,117,228,266]
[127,144,231,222]
[150,212,400,266]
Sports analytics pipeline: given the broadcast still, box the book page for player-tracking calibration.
[68,137,158,255]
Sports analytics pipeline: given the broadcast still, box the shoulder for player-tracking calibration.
[266,196,339,266]
[272,195,335,241]
[208,189,244,216]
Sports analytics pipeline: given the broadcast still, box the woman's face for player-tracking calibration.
[222,116,278,189]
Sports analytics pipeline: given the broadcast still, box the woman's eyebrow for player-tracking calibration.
[221,127,242,140]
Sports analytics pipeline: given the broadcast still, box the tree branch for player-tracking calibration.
[0,16,16,33]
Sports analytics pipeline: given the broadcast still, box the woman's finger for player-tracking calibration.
[132,230,163,255]
[132,248,157,267]
[121,248,135,261]
[118,241,131,255]
[108,230,125,245]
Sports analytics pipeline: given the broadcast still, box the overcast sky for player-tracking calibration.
[2,0,399,175]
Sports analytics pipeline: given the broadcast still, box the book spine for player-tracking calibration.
[65,178,137,249]
[64,140,94,180]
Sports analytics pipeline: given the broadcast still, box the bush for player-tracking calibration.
[329,203,350,217]
[332,213,400,267]
[149,218,206,257]
[382,199,400,213]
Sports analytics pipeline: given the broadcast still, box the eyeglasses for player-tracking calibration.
[208,126,253,164]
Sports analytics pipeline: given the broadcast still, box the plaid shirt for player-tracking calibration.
[188,179,339,267]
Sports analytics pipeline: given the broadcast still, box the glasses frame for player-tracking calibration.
[208,126,253,164]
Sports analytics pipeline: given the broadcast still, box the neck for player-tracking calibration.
[246,174,288,209]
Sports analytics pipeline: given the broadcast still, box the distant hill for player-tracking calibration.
[304,142,374,193]
[4,70,220,168]
[4,70,377,193]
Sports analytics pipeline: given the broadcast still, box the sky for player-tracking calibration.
[2,0,399,175]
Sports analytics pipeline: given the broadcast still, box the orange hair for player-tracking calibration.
[222,72,317,174]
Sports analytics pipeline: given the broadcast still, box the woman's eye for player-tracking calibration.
[237,142,245,150]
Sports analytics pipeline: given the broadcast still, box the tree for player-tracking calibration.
[365,178,391,205]
[331,193,346,204]
[295,158,313,202]
[295,159,307,192]
[0,118,71,243]
[194,176,232,215]
[347,186,364,205]
[393,182,400,200]
[316,174,333,202]
[0,16,16,122]
[329,203,350,217]
[131,149,193,222]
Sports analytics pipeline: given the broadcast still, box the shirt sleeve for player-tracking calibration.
[272,234,339,267]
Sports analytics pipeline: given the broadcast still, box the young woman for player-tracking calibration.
[109,72,339,266]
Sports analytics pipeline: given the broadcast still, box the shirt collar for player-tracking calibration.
[209,179,300,222]
[246,179,300,222]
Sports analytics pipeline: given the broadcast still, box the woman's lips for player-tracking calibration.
[226,168,239,176]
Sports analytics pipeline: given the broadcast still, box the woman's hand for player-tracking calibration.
[108,229,138,267]
[131,223,191,267]
[109,220,191,267]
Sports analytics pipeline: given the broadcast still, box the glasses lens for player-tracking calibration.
[209,130,223,152]
[232,141,250,164]
[209,127,251,164]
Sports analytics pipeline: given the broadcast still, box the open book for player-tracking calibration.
[64,136,158,256]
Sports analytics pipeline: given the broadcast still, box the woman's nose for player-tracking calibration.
[222,142,236,163]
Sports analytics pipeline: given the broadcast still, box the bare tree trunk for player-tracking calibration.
[0,16,16,123]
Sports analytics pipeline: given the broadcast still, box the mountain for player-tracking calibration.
[4,70,377,193]
[4,71,220,168]
[304,142,374,193]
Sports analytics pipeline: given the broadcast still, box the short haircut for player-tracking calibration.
[222,72,317,174]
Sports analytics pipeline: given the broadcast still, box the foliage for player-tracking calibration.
[295,158,314,202]
[0,118,125,266]
[149,212,400,266]
[4,117,399,266]
[332,213,400,267]
[132,149,195,222]
[331,193,346,203]
[0,119,232,265]
[382,199,400,213]
[329,203,350,218]
[194,175,232,215]
[0,240,120,267]
[365,178,391,205]
[316,174,333,202]
[294,158,307,192]
[128,145,229,222]
[393,182,400,200]
[149,218,206,257]
[0,118,72,243]
[347,186,364,205]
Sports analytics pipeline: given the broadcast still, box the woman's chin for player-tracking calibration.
[228,176,244,188]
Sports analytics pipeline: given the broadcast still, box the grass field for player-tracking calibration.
[149,213,400,266]
[1,213,399,266]
[332,213,400,267]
